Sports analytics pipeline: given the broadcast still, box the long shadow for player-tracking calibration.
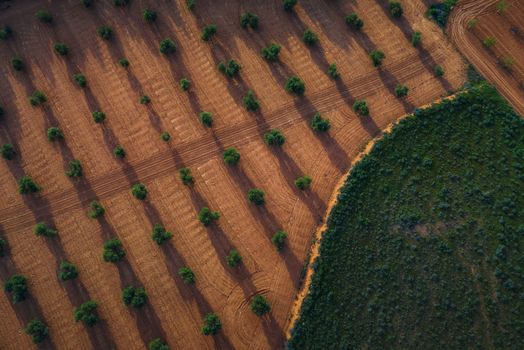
[377,67,416,113]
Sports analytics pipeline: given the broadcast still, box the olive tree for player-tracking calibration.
[102,238,125,262]
[58,260,78,281]
[11,57,24,71]
[201,24,217,41]
[187,0,195,11]
[283,0,297,12]
[113,145,125,159]
[25,319,49,344]
[34,222,57,237]
[434,64,444,77]
[82,0,93,8]
[0,238,7,257]
[54,43,69,56]
[389,1,403,17]
[395,84,409,98]
[369,50,385,67]
[198,207,220,226]
[18,176,41,194]
[66,159,83,177]
[294,175,312,190]
[4,274,28,303]
[264,129,285,146]
[311,112,330,132]
[88,200,105,218]
[240,12,258,29]
[251,295,271,316]
[47,127,64,141]
[92,111,106,123]
[261,43,281,61]
[226,249,242,267]
[201,313,221,335]
[143,8,158,23]
[302,29,318,46]
[29,91,47,106]
[151,224,173,245]
[0,25,13,40]
[113,0,130,7]
[223,147,240,166]
[353,100,369,116]
[139,95,151,105]
[149,338,170,350]
[179,78,191,91]
[122,286,148,308]
[248,188,265,205]
[199,111,213,127]
[218,59,241,78]
[178,267,195,284]
[346,13,364,30]
[1,144,15,160]
[74,300,98,327]
[271,230,288,251]
[243,90,260,111]
[179,167,194,185]
[159,39,177,55]
[412,31,422,47]
[327,63,339,79]
[131,183,147,200]
[285,76,305,95]
[119,58,130,68]
[97,26,112,40]
[161,132,171,141]
[36,10,53,23]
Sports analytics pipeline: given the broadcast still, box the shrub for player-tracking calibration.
[73,74,87,88]
[201,313,221,335]
[369,50,385,67]
[327,63,339,79]
[285,76,305,95]
[102,238,125,262]
[302,29,319,46]
[427,0,458,27]
[395,84,409,97]
[113,0,130,6]
[18,176,40,194]
[47,127,64,142]
[92,111,106,123]
[143,8,157,22]
[1,144,15,160]
[434,64,444,77]
[149,338,170,350]
[496,0,508,13]
[240,12,258,29]
[187,0,196,11]
[251,295,271,316]
[54,43,69,56]
[178,267,195,284]
[161,132,171,141]
[0,238,7,257]
[198,207,220,226]
[29,91,47,106]
[36,10,53,23]
[11,57,24,71]
[151,224,173,245]
[119,58,130,68]
[25,320,49,344]
[201,24,217,41]
[113,145,125,159]
[34,222,57,237]
[97,26,112,40]
[218,59,241,78]
[345,13,364,30]
[271,230,287,251]
[131,183,148,200]
[82,0,93,8]
[122,286,148,308]
[74,300,98,327]
[412,31,422,47]
[159,39,177,55]
[261,43,281,61]
[500,56,515,70]
[58,261,78,281]
[223,147,240,166]
[264,129,285,146]
[0,25,12,40]
[283,0,297,12]
[226,249,242,267]
[311,112,330,132]
[389,1,403,17]
[466,18,478,29]
[248,188,265,205]
[179,167,194,185]
[66,159,83,177]
[294,176,312,190]
[199,111,213,127]
[179,78,191,91]
[88,200,105,218]
[243,90,260,111]
[353,100,369,116]
[139,95,151,105]
[483,36,496,48]
[4,275,28,303]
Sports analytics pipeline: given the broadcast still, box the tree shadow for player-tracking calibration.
[377,67,416,113]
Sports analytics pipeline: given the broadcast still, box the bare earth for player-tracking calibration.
[0,1,465,349]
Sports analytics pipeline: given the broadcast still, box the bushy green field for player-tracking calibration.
[288,84,524,350]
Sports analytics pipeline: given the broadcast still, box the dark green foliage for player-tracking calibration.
[261,43,281,61]
[179,78,191,91]
[0,25,13,40]
[18,176,40,194]
[131,183,147,200]
[178,267,195,284]
[149,338,170,350]
[199,111,213,127]
[353,100,369,116]
[113,0,129,6]
[161,132,171,141]
[201,313,221,335]
[271,231,287,251]
[288,84,524,350]
[119,58,130,68]
[311,112,330,132]
[186,0,196,11]
[345,13,364,30]
[143,8,157,23]
[4,275,28,303]
[283,0,297,11]
[74,300,98,327]
[88,200,105,218]
[226,249,242,267]
[73,73,87,88]
[248,188,265,205]
[285,76,305,95]
[223,147,240,166]
[122,286,148,308]
[58,261,78,281]
[218,59,241,78]
[54,43,69,56]
[102,238,125,263]
[151,224,173,245]
[264,129,285,146]
[434,64,444,77]
[302,29,318,46]
[139,95,151,105]
[47,126,64,142]
[294,176,312,190]
[97,26,112,40]
[179,167,194,185]
[395,84,409,98]
[327,63,339,79]
[243,90,260,111]
[29,91,47,106]
[113,145,125,159]
[369,50,385,67]
[251,295,271,316]
[240,12,258,29]
[412,31,422,47]
[198,207,220,226]
[82,0,93,8]
[389,1,403,17]
[36,10,53,23]
[159,39,176,54]
[11,57,24,71]
[66,159,83,177]
[1,143,15,160]
[34,222,57,237]
[25,319,49,344]
[427,0,458,27]
[0,238,7,257]
[201,24,217,41]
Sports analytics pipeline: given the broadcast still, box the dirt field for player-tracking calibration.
[0,1,465,349]
[449,0,524,116]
